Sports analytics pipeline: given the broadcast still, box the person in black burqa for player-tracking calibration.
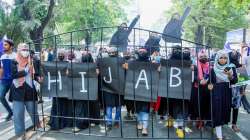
[71,51,98,132]
[162,13,183,43]
[48,51,70,130]
[96,47,125,131]
[81,51,100,127]
[109,15,140,52]
[124,48,151,136]
[166,45,191,138]
[208,50,238,140]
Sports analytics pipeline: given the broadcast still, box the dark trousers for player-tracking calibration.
[0,83,12,115]
[232,108,238,125]
[241,95,250,112]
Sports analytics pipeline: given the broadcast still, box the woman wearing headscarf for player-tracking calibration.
[125,48,152,136]
[208,50,237,140]
[190,50,210,129]
[229,49,242,132]
[48,51,70,130]
[9,43,40,137]
[69,51,96,132]
[82,52,100,126]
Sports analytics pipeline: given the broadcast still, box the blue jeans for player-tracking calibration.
[13,101,39,136]
[137,112,149,129]
[106,106,121,126]
[0,82,12,115]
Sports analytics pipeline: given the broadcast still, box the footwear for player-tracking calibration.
[176,128,184,138]
[184,126,193,133]
[247,110,250,114]
[90,123,96,127]
[124,114,133,120]
[107,125,112,131]
[232,125,240,132]
[158,120,163,124]
[38,99,43,104]
[196,120,204,130]
[137,124,143,130]
[142,128,148,136]
[160,116,164,120]
[114,122,119,128]
[72,127,81,132]
[165,118,174,127]
[5,113,12,121]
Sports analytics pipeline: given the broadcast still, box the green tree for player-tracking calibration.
[14,0,56,51]
[0,1,25,43]
[164,0,250,48]
[54,0,129,45]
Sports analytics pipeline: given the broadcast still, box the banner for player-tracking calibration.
[232,67,250,87]
[67,63,98,100]
[41,62,69,98]
[158,59,192,100]
[124,61,160,102]
[98,57,126,95]
[41,62,98,100]
[40,59,193,101]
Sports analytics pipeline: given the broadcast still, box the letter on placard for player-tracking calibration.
[79,72,87,93]
[103,67,112,83]
[135,69,149,90]
[169,67,181,87]
[48,71,62,90]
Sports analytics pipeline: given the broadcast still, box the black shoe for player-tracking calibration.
[5,113,13,121]
[160,116,164,120]
[38,99,44,104]
[114,122,120,128]
[125,114,133,120]
[107,125,112,131]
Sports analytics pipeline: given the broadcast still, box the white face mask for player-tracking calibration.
[101,52,109,58]
[20,51,29,58]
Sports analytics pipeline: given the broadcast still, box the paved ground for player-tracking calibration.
[0,87,249,140]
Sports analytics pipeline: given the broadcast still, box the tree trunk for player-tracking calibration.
[30,29,43,52]
[29,0,55,52]
[195,25,204,51]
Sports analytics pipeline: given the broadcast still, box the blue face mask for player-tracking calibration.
[155,56,161,63]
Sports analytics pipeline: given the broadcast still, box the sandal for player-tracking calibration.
[232,125,240,132]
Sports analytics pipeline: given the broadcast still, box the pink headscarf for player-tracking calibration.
[16,43,34,86]
[197,50,209,81]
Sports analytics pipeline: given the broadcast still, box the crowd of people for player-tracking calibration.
[0,21,250,140]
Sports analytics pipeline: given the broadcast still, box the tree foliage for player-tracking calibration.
[54,0,129,44]
[0,0,129,49]
[164,0,250,48]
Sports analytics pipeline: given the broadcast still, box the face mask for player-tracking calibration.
[58,56,64,61]
[101,52,109,58]
[124,55,131,60]
[108,52,118,57]
[138,52,148,60]
[155,56,161,62]
[20,51,29,57]
[230,53,238,60]
[199,58,208,64]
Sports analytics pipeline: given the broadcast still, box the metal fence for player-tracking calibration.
[28,26,214,139]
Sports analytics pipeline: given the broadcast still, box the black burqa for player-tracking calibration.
[162,7,190,43]
[144,35,161,55]
[110,15,140,52]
